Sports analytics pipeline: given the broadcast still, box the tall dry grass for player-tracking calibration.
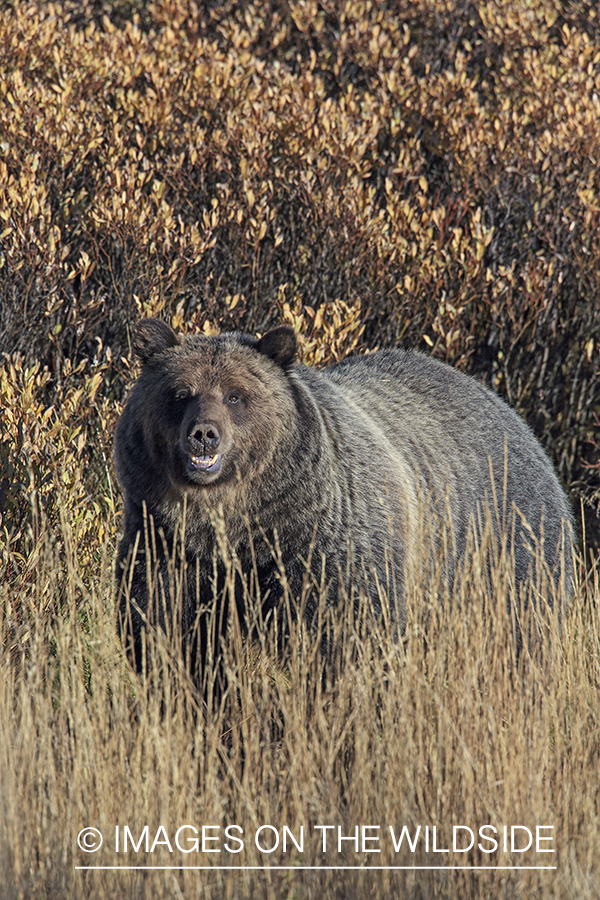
[1,497,598,900]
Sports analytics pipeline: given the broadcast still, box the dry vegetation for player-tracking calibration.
[1,1,600,898]
[1,504,599,900]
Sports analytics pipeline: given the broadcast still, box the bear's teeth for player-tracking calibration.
[191,454,218,467]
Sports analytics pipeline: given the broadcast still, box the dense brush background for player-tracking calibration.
[1,1,599,898]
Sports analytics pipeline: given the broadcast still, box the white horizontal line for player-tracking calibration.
[75,865,557,871]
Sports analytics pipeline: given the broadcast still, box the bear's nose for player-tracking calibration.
[187,421,221,456]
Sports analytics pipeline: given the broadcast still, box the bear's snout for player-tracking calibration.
[182,417,225,476]
[187,420,221,457]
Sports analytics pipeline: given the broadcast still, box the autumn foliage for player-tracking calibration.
[1,0,599,550]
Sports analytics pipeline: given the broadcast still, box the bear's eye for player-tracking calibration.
[174,389,189,401]
[226,392,241,405]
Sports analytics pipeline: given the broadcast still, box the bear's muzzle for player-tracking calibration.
[185,419,223,476]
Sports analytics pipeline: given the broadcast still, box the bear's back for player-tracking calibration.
[293,348,572,582]
[317,348,550,474]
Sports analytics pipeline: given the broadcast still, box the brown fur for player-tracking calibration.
[114,319,573,670]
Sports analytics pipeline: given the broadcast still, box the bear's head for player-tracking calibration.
[124,318,299,495]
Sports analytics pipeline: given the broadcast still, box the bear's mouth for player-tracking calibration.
[189,453,222,474]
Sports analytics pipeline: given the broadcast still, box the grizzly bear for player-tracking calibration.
[114,318,573,671]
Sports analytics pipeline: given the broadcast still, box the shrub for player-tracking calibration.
[1,0,598,551]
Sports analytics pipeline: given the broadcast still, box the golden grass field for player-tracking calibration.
[1,496,599,900]
[1,1,600,898]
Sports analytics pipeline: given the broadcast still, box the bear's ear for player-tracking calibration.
[256,326,297,370]
[133,318,180,362]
